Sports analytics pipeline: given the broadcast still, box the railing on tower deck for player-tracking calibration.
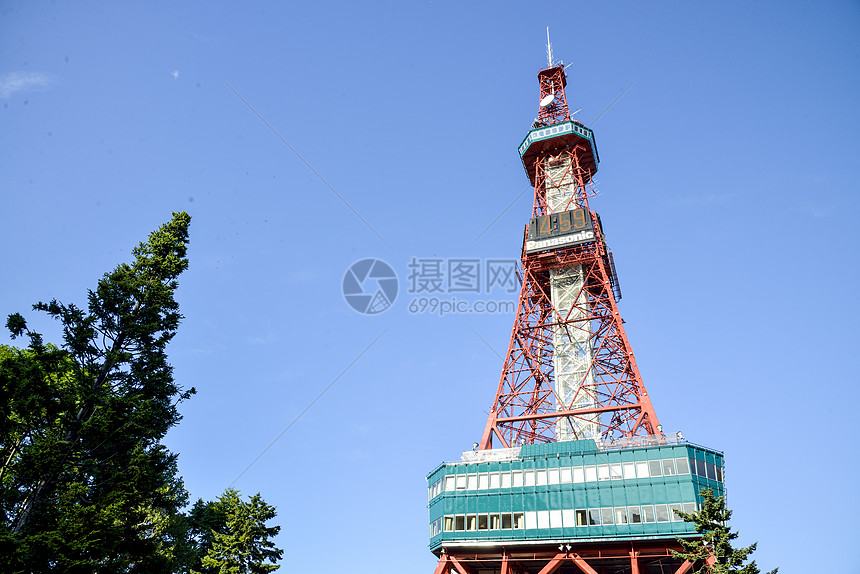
[450,433,704,466]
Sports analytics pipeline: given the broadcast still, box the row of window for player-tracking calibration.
[429,457,722,500]
[430,502,697,538]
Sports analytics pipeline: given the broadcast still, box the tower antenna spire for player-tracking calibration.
[546,26,554,67]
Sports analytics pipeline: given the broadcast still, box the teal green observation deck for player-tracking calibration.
[426,438,724,551]
[518,120,600,186]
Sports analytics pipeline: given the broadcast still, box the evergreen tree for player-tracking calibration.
[195,489,283,574]
[0,212,195,572]
[673,488,777,574]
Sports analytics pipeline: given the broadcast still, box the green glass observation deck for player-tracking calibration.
[426,438,723,551]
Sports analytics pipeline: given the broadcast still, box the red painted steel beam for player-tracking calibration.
[449,556,473,574]
[673,560,694,574]
[433,555,450,574]
[630,551,640,574]
[571,553,599,574]
[536,553,566,574]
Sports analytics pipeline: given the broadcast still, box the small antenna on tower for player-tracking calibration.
[546,26,554,67]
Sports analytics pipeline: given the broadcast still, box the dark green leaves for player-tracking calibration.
[673,488,778,574]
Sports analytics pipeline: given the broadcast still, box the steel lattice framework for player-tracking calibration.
[478,63,659,450]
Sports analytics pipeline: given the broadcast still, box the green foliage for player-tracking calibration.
[673,488,777,574]
[0,213,198,572]
[194,489,283,574]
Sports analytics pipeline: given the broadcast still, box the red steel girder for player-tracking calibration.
[480,125,659,449]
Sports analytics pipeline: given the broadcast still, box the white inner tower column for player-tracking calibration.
[546,158,599,441]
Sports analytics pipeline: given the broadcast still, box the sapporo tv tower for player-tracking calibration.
[426,38,726,573]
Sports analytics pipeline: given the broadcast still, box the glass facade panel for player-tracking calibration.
[641,505,655,523]
[455,516,465,530]
[696,458,706,477]
[706,462,716,481]
[675,457,690,474]
[668,503,683,522]
[560,467,572,483]
[648,460,663,477]
[525,511,537,529]
[655,505,670,523]
[623,462,636,479]
[615,507,628,524]
[445,476,456,491]
[490,514,501,529]
[489,472,501,489]
[536,469,548,486]
[513,513,524,529]
[682,502,696,515]
[478,473,489,489]
[512,471,523,487]
[550,509,562,528]
[584,465,597,482]
[597,464,611,481]
[662,459,676,476]
[537,510,550,529]
[467,474,478,490]
[524,470,536,487]
[456,474,467,489]
[628,506,642,523]
[466,515,477,530]
[716,465,723,482]
[576,509,588,526]
[562,509,575,527]
[636,461,649,478]
[588,508,601,525]
[601,507,614,525]
[501,472,512,488]
[610,463,623,480]
[502,514,512,529]
[444,516,454,531]
[548,468,560,484]
[573,466,585,483]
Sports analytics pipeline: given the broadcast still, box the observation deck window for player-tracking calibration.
[597,464,611,481]
[662,458,677,476]
[655,504,670,523]
[641,505,656,523]
[601,508,614,525]
[512,470,524,487]
[623,462,636,479]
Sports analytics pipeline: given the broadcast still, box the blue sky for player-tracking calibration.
[2,1,859,571]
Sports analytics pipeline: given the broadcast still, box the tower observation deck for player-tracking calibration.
[427,54,725,574]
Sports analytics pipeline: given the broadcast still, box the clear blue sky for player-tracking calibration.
[2,2,858,571]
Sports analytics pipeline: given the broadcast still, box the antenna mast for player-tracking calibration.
[546,26,554,67]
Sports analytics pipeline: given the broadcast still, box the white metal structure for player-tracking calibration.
[545,158,599,440]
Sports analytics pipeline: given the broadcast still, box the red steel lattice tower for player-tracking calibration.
[479,59,660,451]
